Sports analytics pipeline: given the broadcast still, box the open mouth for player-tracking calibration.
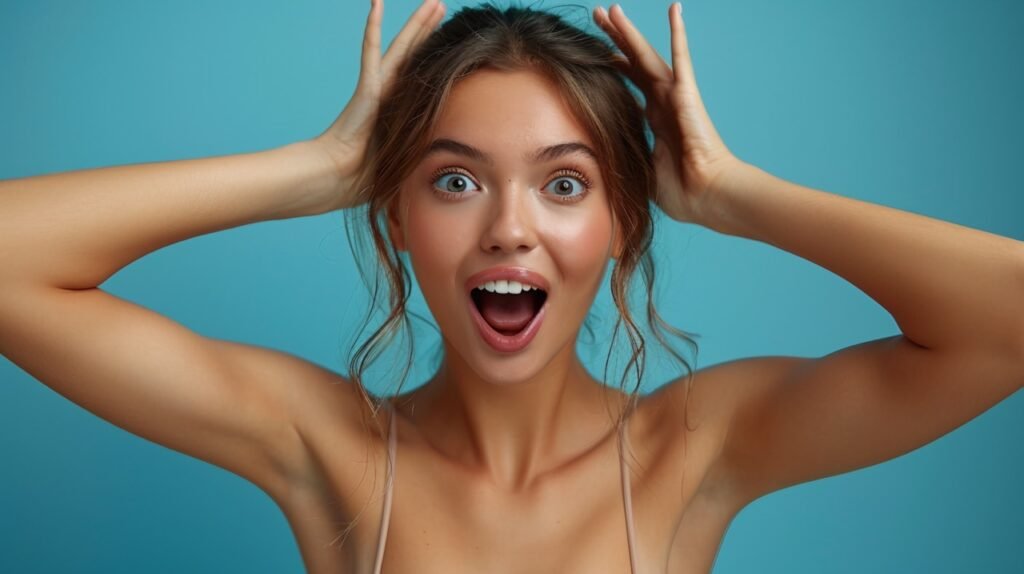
[469,288,548,336]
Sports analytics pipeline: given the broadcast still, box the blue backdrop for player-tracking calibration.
[1,0,1022,572]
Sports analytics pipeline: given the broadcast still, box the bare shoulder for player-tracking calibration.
[213,341,375,498]
[639,357,805,510]
[0,281,377,510]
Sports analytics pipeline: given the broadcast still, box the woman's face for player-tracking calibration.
[389,68,622,383]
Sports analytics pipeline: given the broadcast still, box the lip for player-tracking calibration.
[464,266,551,295]
[464,265,550,353]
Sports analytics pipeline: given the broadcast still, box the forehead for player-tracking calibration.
[431,68,595,155]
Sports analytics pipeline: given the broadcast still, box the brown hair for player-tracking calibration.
[330,1,700,549]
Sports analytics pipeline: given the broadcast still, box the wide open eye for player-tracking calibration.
[433,171,480,195]
[543,167,593,203]
[545,175,588,201]
[430,166,592,203]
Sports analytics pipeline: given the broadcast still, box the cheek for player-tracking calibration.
[401,194,471,306]
[538,206,614,282]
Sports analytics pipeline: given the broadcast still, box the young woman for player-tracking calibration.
[1,1,1021,572]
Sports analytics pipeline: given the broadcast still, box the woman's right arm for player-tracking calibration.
[1,141,341,290]
[0,0,445,501]
[0,140,356,499]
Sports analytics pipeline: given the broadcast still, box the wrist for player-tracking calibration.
[698,159,768,236]
[284,139,347,216]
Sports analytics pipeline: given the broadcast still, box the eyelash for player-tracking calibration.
[428,165,593,204]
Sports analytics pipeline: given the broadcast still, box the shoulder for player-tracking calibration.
[220,344,383,498]
[639,356,807,507]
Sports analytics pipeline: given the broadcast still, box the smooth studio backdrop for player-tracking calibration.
[1,0,1022,572]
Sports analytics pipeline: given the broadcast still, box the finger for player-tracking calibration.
[607,4,673,85]
[611,53,648,90]
[411,0,446,47]
[359,0,383,85]
[668,2,696,88]
[381,0,440,78]
[594,7,648,88]
[595,5,657,91]
[594,7,637,63]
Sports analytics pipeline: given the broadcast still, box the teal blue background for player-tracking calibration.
[2,0,1022,571]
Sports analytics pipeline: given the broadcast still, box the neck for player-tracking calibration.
[404,340,632,491]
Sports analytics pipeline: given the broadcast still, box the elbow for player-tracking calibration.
[1015,326,1024,391]
[1015,246,1024,388]
[1015,336,1024,391]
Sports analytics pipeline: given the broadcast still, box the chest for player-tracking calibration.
[277,401,740,574]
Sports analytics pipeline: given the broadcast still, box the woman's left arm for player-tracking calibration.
[705,160,1024,359]
[596,2,1024,506]
[700,155,1024,507]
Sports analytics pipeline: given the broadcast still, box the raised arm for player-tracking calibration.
[0,0,447,500]
[687,162,1024,506]
[595,2,1024,509]
[0,140,348,498]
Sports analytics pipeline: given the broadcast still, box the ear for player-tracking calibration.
[386,195,407,252]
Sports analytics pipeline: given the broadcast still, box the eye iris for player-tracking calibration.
[554,179,574,196]
[447,175,466,192]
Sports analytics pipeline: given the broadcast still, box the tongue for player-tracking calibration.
[477,291,537,334]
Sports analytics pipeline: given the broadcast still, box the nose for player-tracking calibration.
[479,181,538,254]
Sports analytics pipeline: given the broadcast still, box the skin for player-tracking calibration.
[1,0,1022,572]
[384,67,632,489]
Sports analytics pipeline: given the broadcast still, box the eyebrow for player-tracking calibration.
[423,138,600,166]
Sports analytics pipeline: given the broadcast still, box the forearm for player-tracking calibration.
[702,161,1024,357]
[0,140,339,290]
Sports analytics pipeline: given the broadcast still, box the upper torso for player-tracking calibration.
[262,378,745,574]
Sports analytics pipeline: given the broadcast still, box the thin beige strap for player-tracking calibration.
[620,410,640,574]
[371,402,397,574]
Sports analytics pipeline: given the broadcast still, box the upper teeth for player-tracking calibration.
[475,280,540,294]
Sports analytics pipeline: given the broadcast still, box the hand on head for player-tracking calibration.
[313,0,447,212]
[593,3,741,225]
